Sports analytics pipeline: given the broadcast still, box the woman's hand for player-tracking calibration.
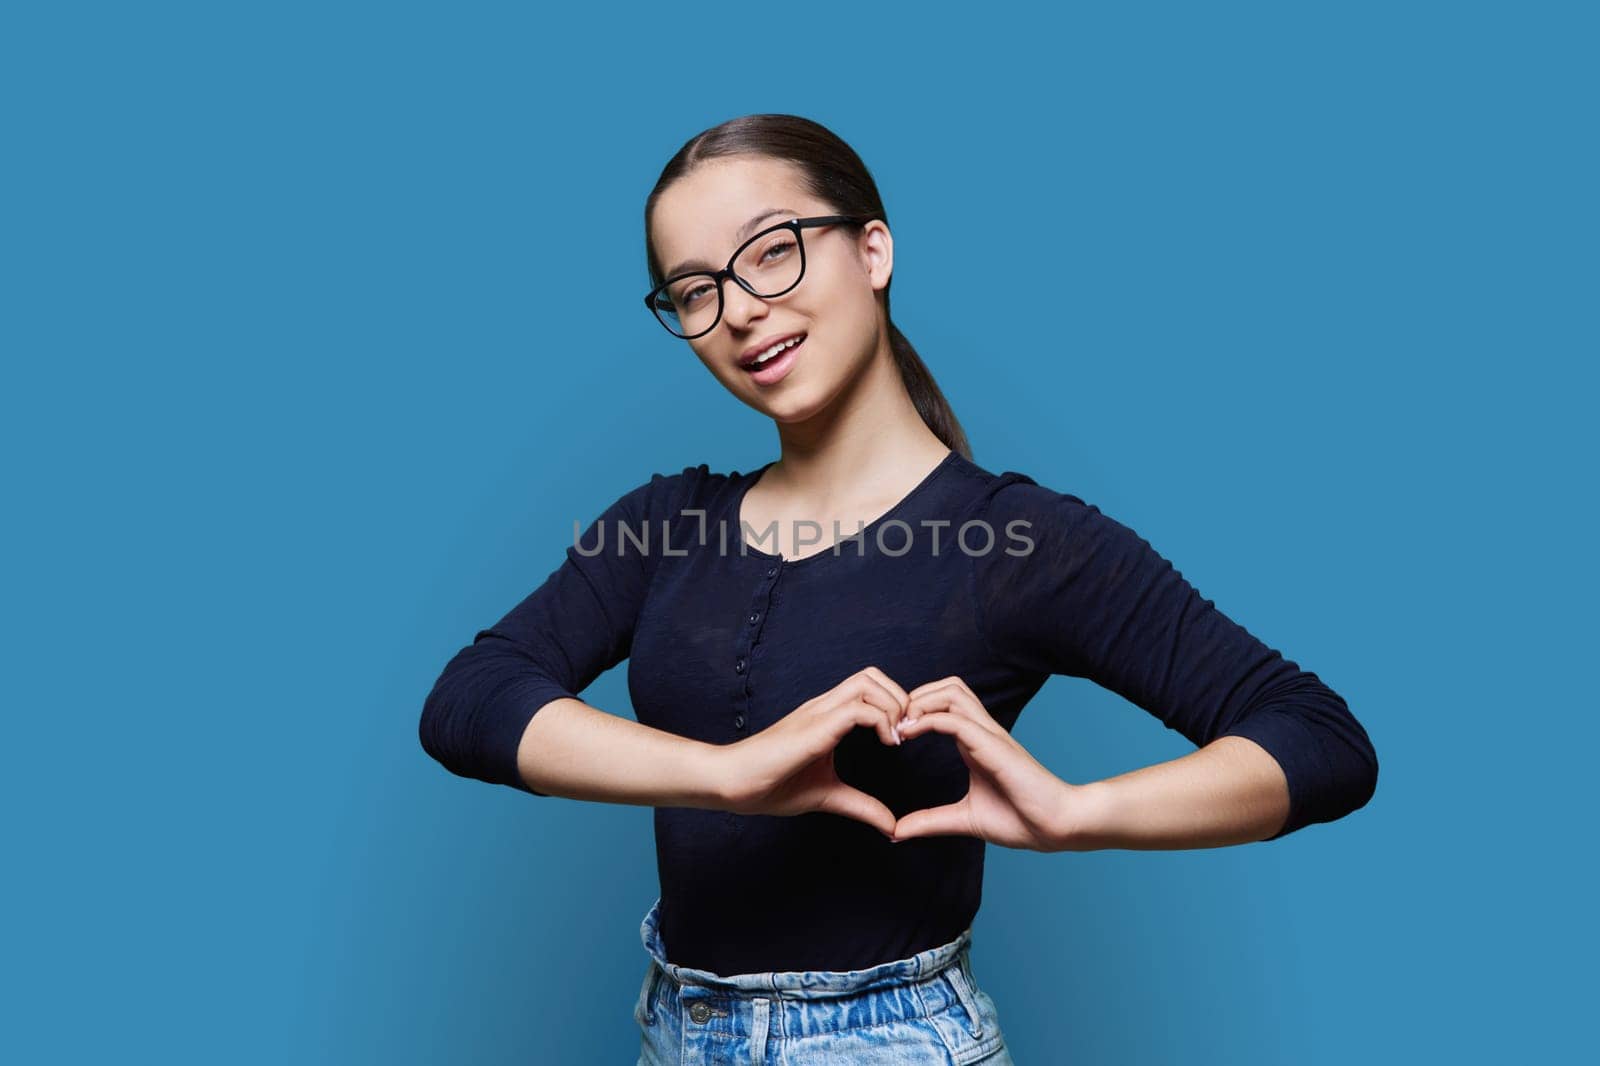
[890,676,1078,852]
[713,666,909,838]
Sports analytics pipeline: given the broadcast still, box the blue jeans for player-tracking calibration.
[635,897,1014,1065]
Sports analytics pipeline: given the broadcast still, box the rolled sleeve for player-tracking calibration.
[419,465,702,795]
[972,478,1378,839]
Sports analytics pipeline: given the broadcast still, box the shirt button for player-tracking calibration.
[766,565,777,577]
[734,657,746,673]
[748,611,760,624]
[734,714,745,728]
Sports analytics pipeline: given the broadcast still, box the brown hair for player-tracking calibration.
[643,113,972,460]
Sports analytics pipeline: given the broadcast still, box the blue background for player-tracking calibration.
[5,2,1593,1062]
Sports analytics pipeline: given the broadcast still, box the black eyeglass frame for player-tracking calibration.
[644,214,878,339]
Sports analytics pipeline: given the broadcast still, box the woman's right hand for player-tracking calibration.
[713,667,910,837]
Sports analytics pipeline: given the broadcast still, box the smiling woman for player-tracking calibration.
[418,112,1378,1066]
[639,123,970,465]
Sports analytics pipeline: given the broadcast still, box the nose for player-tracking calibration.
[719,278,769,333]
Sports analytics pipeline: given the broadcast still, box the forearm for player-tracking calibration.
[516,697,729,809]
[1055,735,1290,850]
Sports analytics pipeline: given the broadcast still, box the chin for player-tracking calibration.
[759,381,843,424]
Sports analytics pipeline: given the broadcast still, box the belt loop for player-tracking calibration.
[944,957,985,1040]
[636,961,662,1026]
[749,997,771,1065]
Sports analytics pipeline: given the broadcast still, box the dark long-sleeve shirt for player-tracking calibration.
[419,449,1378,975]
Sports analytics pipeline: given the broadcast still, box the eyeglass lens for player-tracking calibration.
[652,226,804,338]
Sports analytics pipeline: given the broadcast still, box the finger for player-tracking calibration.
[858,666,912,717]
[862,671,912,740]
[904,686,1004,737]
[895,710,1009,773]
[833,674,905,732]
[903,677,970,721]
[837,695,901,748]
[816,783,898,837]
[906,674,963,701]
[892,799,980,842]
[905,674,981,706]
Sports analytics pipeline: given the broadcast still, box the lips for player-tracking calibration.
[739,332,807,370]
[742,334,804,386]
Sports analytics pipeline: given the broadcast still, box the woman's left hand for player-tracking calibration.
[890,676,1079,852]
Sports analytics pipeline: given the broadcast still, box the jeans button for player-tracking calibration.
[689,1001,711,1024]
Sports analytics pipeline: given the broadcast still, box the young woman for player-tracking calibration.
[419,113,1379,1065]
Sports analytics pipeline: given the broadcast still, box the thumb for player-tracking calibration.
[816,783,897,838]
[891,800,976,843]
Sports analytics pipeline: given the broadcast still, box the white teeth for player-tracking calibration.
[750,335,802,368]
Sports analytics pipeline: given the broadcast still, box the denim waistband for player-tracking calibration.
[638,896,973,998]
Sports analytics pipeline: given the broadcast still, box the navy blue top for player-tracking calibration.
[419,449,1378,976]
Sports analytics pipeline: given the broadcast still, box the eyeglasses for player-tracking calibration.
[644,214,877,339]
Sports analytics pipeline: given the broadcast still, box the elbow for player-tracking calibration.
[1346,732,1379,820]
[1317,696,1380,829]
[1252,677,1380,838]
[1322,679,1379,822]
[418,659,469,779]
[416,641,502,783]
[416,639,571,794]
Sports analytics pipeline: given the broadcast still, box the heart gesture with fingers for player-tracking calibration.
[890,675,1075,851]
[715,667,1079,852]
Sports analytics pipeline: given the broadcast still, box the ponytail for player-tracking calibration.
[888,321,971,460]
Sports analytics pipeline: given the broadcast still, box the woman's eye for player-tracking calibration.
[760,239,796,262]
[680,284,712,307]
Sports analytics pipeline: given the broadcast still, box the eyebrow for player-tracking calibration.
[663,207,798,278]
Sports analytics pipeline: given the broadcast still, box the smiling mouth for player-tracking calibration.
[742,333,806,371]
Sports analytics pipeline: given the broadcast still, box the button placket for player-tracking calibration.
[731,559,782,736]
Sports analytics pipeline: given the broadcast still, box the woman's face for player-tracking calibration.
[649,155,893,422]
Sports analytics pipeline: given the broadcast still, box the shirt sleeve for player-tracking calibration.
[970,476,1378,840]
[418,465,702,796]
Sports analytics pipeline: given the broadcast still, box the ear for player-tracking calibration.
[857,220,894,293]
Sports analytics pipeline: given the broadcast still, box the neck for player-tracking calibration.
[765,331,952,509]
